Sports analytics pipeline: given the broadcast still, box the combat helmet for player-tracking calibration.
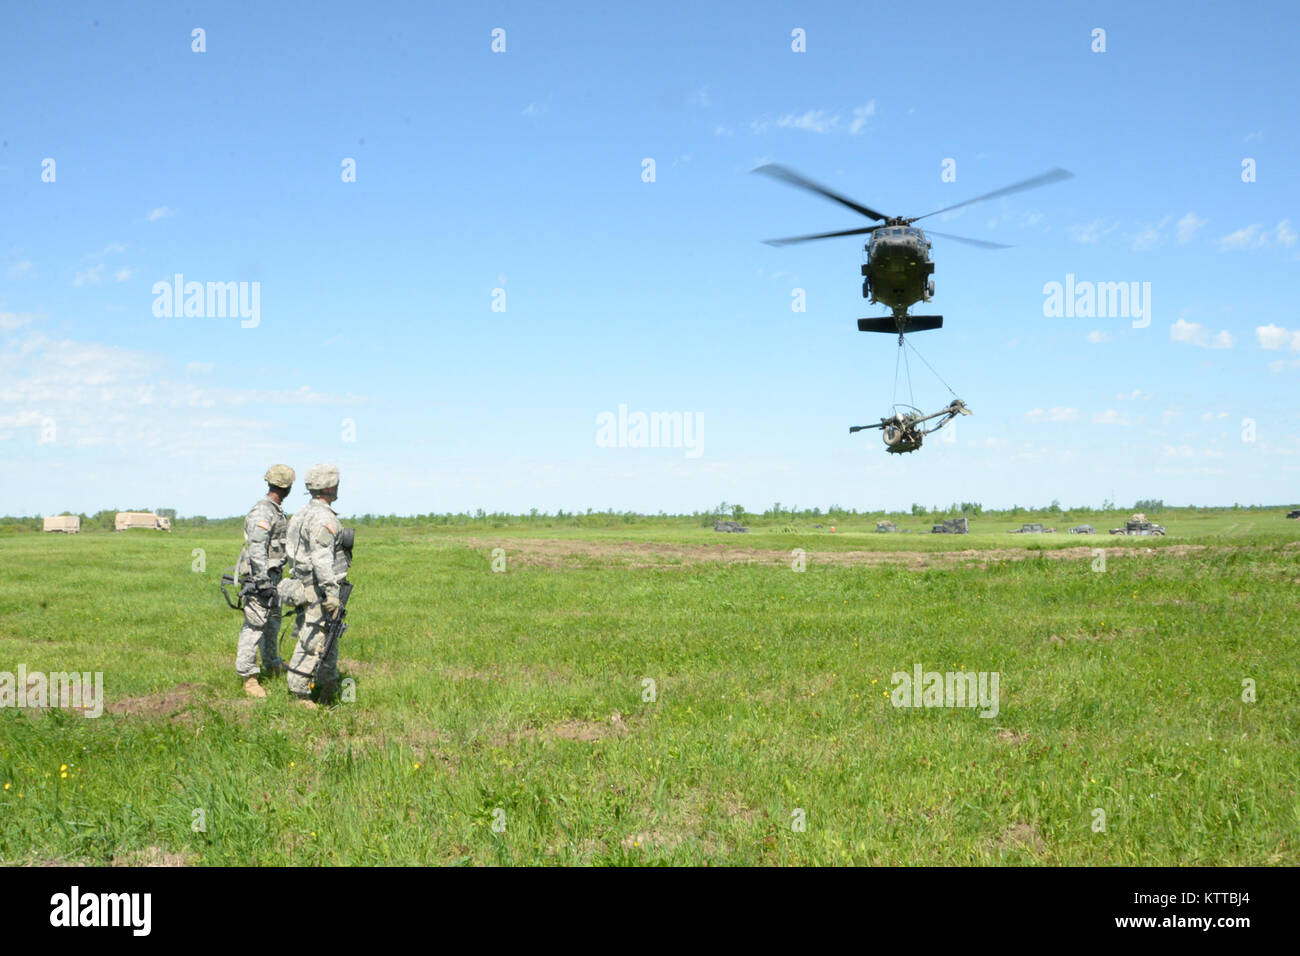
[304,464,340,492]
[264,464,295,488]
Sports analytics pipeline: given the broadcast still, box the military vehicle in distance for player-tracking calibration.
[876,520,899,533]
[1110,514,1165,536]
[931,518,969,534]
[714,520,749,533]
[115,511,172,532]
[1287,509,1300,519]
[43,515,81,534]
[1067,525,1096,534]
[1010,523,1055,534]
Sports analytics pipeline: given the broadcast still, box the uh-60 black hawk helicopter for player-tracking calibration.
[755,163,1073,453]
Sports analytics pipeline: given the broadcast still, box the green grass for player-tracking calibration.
[1,510,1297,865]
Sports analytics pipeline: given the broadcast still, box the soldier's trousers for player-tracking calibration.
[286,602,339,699]
[235,596,283,678]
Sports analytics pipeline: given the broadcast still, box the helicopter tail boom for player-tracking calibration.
[857,315,943,335]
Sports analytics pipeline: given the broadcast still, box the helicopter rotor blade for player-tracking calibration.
[911,167,1074,222]
[752,164,891,222]
[762,226,879,247]
[924,230,1013,250]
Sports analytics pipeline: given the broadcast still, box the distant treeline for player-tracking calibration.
[3,499,1292,534]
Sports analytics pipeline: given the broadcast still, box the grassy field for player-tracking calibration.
[1,508,1297,865]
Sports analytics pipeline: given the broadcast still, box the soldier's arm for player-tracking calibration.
[310,521,341,599]
[245,511,274,581]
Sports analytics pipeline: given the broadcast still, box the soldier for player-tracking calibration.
[284,464,352,709]
[236,464,295,698]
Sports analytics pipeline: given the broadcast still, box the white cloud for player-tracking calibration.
[9,260,33,278]
[849,101,876,134]
[1217,224,1266,251]
[688,86,710,108]
[1199,411,1229,421]
[1161,407,1182,425]
[114,268,133,282]
[0,311,37,332]
[1116,389,1150,400]
[1161,444,1226,460]
[73,263,104,287]
[1129,216,1170,252]
[1176,212,1208,244]
[1217,220,1294,252]
[1092,409,1131,426]
[185,361,215,375]
[1170,318,1233,348]
[0,332,368,452]
[1256,324,1300,351]
[1024,406,1079,423]
[87,242,126,259]
[147,206,174,222]
[777,110,839,133]
[751,102,877,136]
[1068,219,1117,243]
[1086,330,1111,344]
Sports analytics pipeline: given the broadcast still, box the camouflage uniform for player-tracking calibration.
[234,494,289,678]
[285,496,351,700]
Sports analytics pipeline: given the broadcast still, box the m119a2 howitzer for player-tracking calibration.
[850,399,972,454]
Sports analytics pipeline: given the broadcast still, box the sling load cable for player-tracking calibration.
[902,334,960,400]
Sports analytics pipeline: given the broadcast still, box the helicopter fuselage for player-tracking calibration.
[863,224,934,316]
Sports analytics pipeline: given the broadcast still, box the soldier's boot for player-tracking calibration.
[316,681,340,706]
[243,677,267,699]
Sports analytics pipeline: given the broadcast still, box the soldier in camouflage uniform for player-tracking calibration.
[284,464,352,709]
[236,464,295,698]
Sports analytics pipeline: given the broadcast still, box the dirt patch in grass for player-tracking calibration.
[111,846,192,867]
[17,853,88,867]
[492,711,633,746]
[106,683,209,722]
[464,537,1211,571]
[995,729,1030,745]
[996,821,1046,855]
[622,829,685,851]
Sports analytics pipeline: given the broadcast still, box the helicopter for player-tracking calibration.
[755,163,1072,452]
[753,163,1074,342]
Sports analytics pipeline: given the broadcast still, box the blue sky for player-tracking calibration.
[2,0,1298,517]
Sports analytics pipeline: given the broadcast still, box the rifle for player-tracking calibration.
[319,580,353,670]
[219,566,281,611]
